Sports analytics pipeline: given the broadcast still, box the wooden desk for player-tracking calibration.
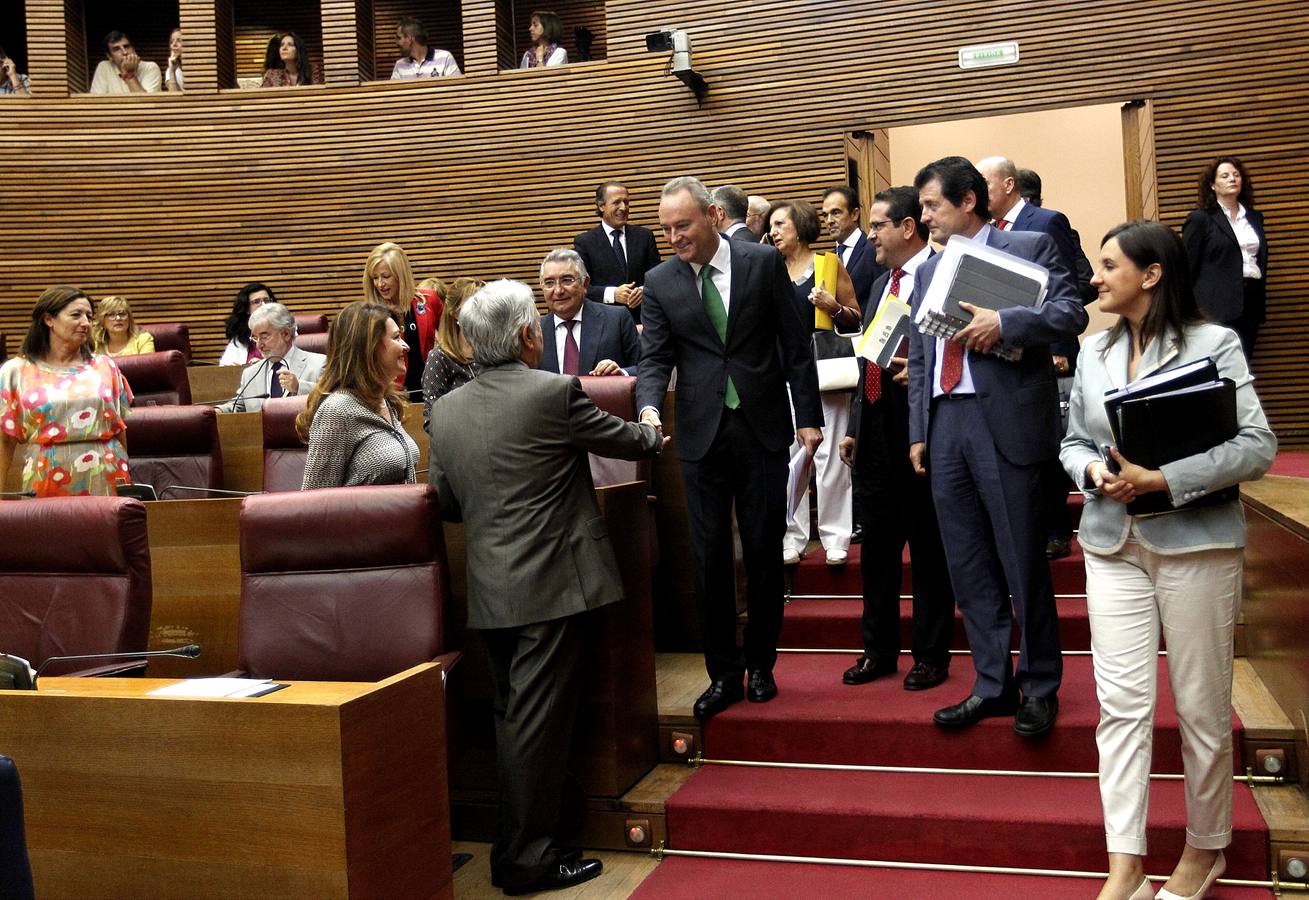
[1,663,452,900]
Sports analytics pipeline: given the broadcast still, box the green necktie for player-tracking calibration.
[700,264,740,409]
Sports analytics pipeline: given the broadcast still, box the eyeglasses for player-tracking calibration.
[248,298,268,308]
[105,311,130,319]
[542,276,579,290]
[867,219,894,231]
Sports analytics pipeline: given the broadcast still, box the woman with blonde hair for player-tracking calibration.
[92,295,155,357]
[421,277,484,426]
[299,301,418,489]
[362,241,440,395]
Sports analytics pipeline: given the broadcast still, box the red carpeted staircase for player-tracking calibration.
[635,493,1275,898]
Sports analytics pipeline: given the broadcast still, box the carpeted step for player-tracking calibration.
[632,856,1274,899]
[790,536,1088,597]
[701,653,1243,774]
[663,765,1269,881]
[779,595,1092,652]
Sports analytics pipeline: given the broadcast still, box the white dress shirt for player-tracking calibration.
[602,225,629,304]
[931,225,995,397]
[390,47,461,78]
[993,197,1025,229]
[689,236,733,316]
[552,307,584,373]
[877,243,930,309]
[834,229,860,264]
[1227,204,1263,279]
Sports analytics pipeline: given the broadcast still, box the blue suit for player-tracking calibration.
[537,300,641,376]
[1007,202,1096,372]
[908,226,1087,701]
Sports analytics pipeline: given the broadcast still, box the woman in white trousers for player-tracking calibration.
[1060,221,1276,900]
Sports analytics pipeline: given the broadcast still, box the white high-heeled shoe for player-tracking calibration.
[1155,851,1225,900]
[1126,876,1154,900]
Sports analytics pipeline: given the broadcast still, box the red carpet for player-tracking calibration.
[663,766,1268,880]
[779,595,1092,652]
[701,653,1242,774]
[1268,451,1309,478]
[633,856,1273,899]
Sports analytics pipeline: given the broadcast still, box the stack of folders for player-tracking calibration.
[1103,357,1239,516]
[914,234,1049,363]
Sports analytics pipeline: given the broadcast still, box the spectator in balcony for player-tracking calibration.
[520,11,567,68]
[90,31,162,94]
[165,28,185,92]
[390,16,461,78]
[262,32,321,87]
[92,296,155,357]
[0,46,30,96]
[220,282,276,366]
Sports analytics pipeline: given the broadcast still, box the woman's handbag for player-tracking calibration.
[811,329,858,392]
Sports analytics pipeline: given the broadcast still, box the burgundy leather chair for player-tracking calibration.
[294,331,329,354]
[115,350,192,406]
[0,496,152,677]
[294,313,329,335]
[139,323,193,364]
[236,483,455,681]
[578,375,649,486]
[261,395,309,492]
[124,405,223,495]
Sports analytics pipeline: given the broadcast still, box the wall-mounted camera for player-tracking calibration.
[644,29,708,105]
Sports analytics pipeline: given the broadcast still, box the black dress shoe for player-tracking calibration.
[842,656,897,685]
[1013,694,1058,737]
[693,678,744,719]
[902,661,949,691]
[503,858,603,896]
[932,692,1019,728]
[746,669,777,703]
[1045,537,1071,560]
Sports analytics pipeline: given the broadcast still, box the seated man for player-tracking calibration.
[536,248,640,377]
[390,16,461,78]
[223,302,325,412]
[0,46,30,96]
[90,31,162,94]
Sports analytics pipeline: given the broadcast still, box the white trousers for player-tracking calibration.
[785,390,852,555]
[1083,535,1242,856]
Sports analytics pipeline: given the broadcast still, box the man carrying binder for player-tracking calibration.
[907,157,1087,737]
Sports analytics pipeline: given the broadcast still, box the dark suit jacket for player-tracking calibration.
[1182,206,1267,323]
[726,223,757,243]
[574,222,662,304]
[838,229,886,312]
[1008,203,1096,372]
[907,227,1088,467]
[428,363,660,630]
[637,239,823,461]
[537,301,641,375]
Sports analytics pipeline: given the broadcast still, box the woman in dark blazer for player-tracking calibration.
[1181,156,1267,361]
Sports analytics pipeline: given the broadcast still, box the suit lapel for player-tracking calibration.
[676,259,720,344]
[1104,332,1130,390]
[579,310,600,372]
[540,316,558,373]
[1136,331,1180,381]
[724,243,748,346]
[1210,209,1239,248]
[863,272,890,327]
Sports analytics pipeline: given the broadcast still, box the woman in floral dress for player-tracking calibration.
[0,286,134,497]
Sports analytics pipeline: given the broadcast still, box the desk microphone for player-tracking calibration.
[160,485,265,498]
[0,644,201,690]
[0,490,37,499]
[203,393,270,408]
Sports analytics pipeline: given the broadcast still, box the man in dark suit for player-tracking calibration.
[572,180,661,323]
[711,184,758,243]
[837,186,955,691]
[536,248,640,376]
[637,176,823,719]
[908,157,1087,738]
[821,185,885,310]
[429,279,662,896]
[980,157,1097,560]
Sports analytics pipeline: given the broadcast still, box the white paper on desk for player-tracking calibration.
[786,450,813,525]
[149,677,274,698]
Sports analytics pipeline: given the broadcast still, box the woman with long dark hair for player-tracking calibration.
[1182,156,1267,361]
[520,11,567,67]
[1060,221,1275,900]
[261,32,321,87]
[220,282,276,365]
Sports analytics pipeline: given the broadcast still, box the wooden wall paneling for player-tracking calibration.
[1121,99,1158,221]
[213,0,234,87]
[232,0,322,83]
[871,128,892,195]
[493,0,514,69]
[178,0,220,92]
[372,0,464,79]
[24,0,83,95]
[1,0,1307,443]
[0,0,29,71]
[321,0,365,83]
[82,0,178,89]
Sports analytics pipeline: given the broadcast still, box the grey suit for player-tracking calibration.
[225,344,325,412]
[428,362,659,888]
[1060,323,1276,555]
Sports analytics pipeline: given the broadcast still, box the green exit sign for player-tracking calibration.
[958,42,1020,69]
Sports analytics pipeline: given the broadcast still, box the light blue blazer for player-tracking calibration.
[1059,322,1276,555]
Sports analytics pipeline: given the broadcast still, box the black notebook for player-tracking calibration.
[1103,357,1219,448]
[1115,378,1238,516]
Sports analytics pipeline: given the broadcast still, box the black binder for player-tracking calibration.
[1103,357,1219,448]
[944,254,1044,321]
[1115,378,1239,516]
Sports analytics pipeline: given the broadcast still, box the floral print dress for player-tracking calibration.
[0,355,134,497]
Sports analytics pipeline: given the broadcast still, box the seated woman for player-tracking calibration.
[1060,221,1276,900]
[165,28,185,92]
[0,286,134,497]
[421,276,484,427]
[520,11,568,68]
[219,282,275,365]
[299,301,418,489]
[0,45,30,96]
[261,32,321,87]
[362,242,438,396]
[92,295,155,357]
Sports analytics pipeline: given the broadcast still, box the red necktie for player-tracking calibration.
[562,319,580,375]
[940,339,964,392]
[995,218,1010,230]
[863,268,904,405]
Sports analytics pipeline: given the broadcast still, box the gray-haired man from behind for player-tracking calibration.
[427,279,662,895]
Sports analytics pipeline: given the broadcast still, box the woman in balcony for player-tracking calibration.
[520,11,567,68]
[262,32,321,87]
